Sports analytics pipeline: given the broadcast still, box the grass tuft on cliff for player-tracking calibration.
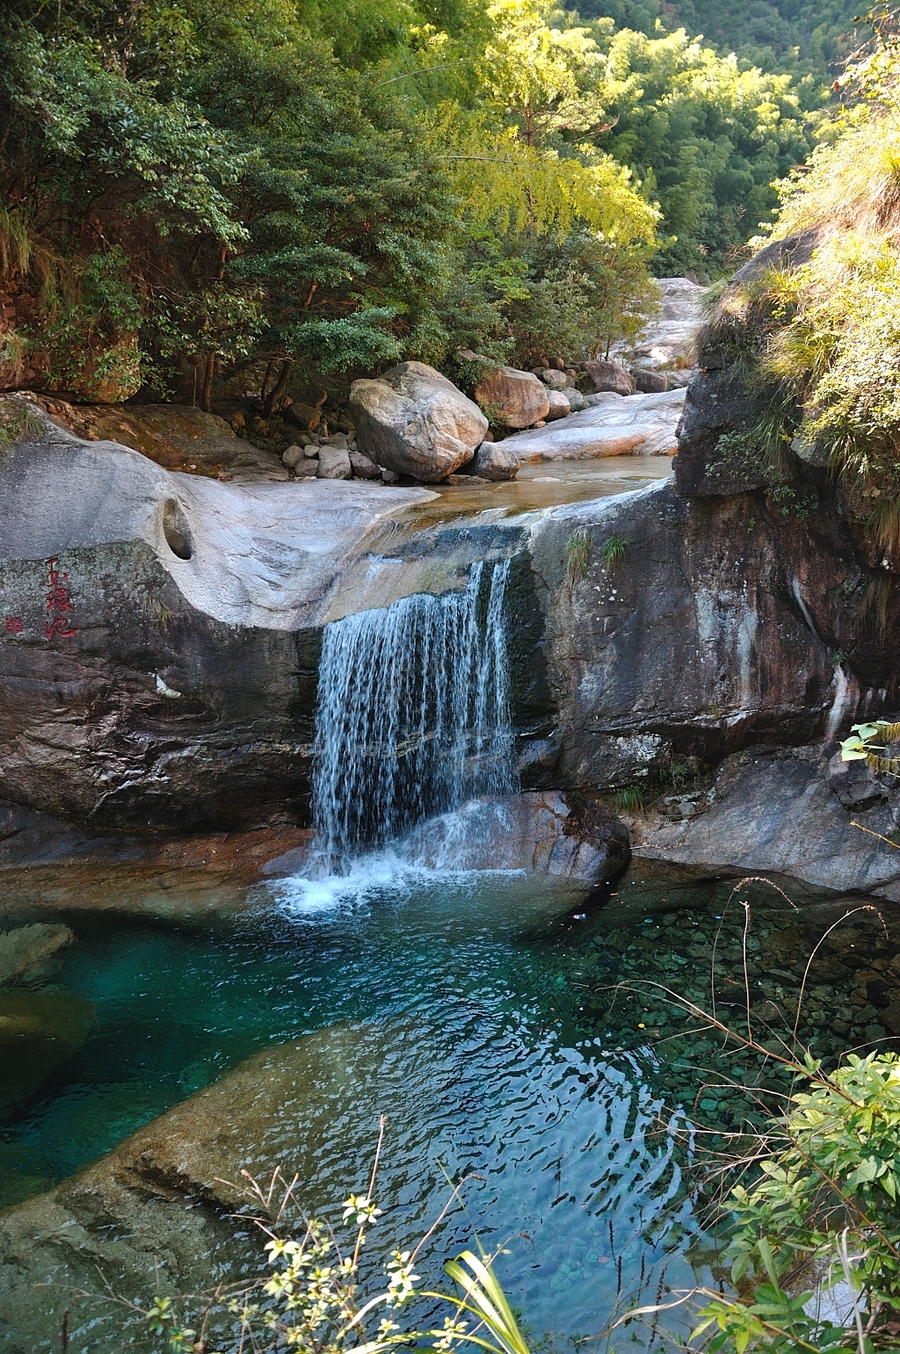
[705,21,900,562]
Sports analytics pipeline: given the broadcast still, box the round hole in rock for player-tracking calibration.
[162,498,193,560]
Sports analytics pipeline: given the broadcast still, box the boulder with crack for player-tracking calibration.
[350,361,488,482]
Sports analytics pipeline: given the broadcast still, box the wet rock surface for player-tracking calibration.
[631,743,900,900]
[526,477,897,794]
[402,790,630,885]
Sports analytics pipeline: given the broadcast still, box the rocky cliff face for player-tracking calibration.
[1,334,898,871]
[527,476,897,792]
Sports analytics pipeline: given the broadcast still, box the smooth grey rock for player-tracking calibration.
[618,277,707,371]
[316,445,351,479]
[584,359,635,396]
[348,448,381,480]
[633,369,668,393]
[525,479,893,798]
[499,389,685,461]
[282,444,305,469]
[545,390,570,421]
[403,791,630,885]
[460,351,550,429]
[350,361,487,482]
[632,746,900,901]
[559,387,588,412]
[292,458,318,477]
[537,369,569,390]
[472,439,519,481]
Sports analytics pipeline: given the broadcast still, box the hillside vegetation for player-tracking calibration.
[0,0,863,406]
[708,8,900,568]
[576,0,865,85]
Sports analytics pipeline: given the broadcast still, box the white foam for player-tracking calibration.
[268,836,525,920]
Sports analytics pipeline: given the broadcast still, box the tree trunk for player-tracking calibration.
[200,353,216,413]
[263,358,294,419]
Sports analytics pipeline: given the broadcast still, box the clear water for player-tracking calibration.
[4,856,897,1351]
[0,863,701,1346]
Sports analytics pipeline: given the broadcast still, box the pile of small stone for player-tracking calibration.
[280,425,393,483]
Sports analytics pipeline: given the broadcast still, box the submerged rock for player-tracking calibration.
[0,923,74,985]
[350,361,488,482]
[0,989,94,1115]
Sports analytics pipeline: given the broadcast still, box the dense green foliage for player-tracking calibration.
[0,0,665,404]
[695,1053,900,1354]
[572,0,863,88]
[704,13,900,563]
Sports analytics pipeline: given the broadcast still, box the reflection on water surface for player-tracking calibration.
[2,855,896,1347]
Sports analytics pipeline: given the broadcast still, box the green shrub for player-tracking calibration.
[695,1053,900,1354]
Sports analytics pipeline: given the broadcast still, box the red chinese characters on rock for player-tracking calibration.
[4,616,23,635]
[45,558,77,639]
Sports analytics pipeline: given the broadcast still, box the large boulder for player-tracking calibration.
[498,389,685,460]
[584,359,635,396]
[350,361,488,482]
[462,353,550,429]
[537,369,569,390]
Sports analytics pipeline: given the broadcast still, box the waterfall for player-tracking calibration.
[311,561,517,870]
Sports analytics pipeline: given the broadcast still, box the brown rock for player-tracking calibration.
[584,359,635,396]
[461,352,550,429]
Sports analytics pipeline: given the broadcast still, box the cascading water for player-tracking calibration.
[311,560,517,871]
